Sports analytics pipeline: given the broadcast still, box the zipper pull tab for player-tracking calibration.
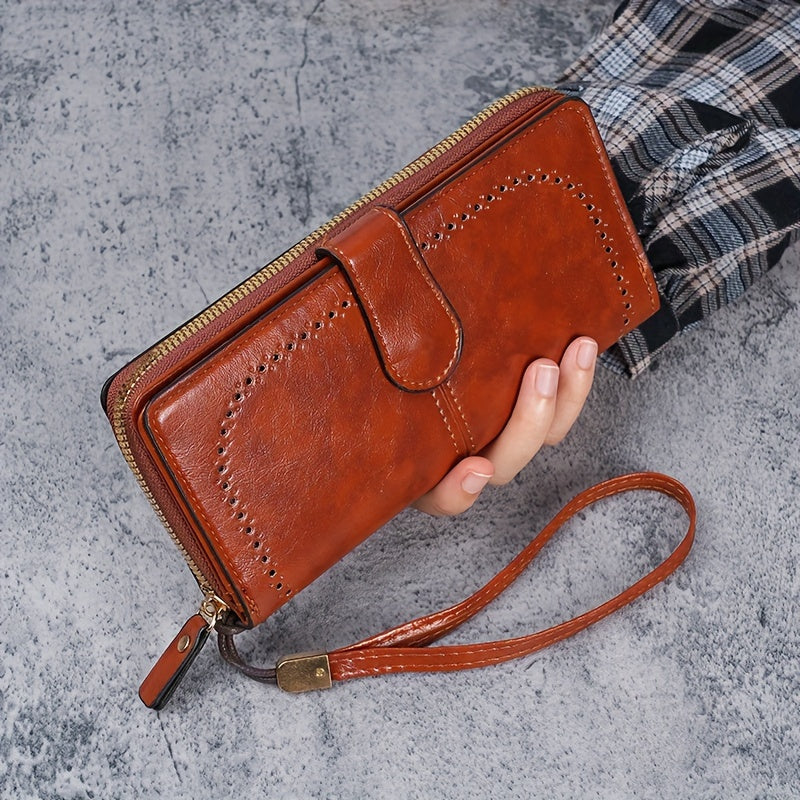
[138,594,225,710]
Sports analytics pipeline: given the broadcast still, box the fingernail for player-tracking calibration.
[577,339,598,370]
[461,471,491,495]
[534,364,559,398]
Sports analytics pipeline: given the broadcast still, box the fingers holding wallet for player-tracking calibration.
[543,336,598,446]
[413,337,597,516]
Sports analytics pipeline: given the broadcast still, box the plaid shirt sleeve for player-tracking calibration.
[558,0,800,377]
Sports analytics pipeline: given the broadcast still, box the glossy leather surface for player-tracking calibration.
[124,95,658,627]
[106,90,558,623]
[317,205,463,392]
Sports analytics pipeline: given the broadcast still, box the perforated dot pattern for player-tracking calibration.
[417,168,633,327]
[214,296,353,597]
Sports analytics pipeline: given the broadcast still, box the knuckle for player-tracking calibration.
[543,430,566,446]
[489,470,515,487]
[429,497,467,517]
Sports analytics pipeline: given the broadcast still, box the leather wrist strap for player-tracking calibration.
[216,472,696,691]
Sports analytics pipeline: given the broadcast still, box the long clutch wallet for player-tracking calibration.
[102,89,696,709]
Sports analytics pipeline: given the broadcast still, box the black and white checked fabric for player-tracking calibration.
[559,0,800,376]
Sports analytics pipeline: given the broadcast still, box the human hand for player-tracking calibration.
[412,336,598,516]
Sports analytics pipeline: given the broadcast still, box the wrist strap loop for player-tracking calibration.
[217,472,696,690]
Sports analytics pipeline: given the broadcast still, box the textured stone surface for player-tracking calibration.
[1,1,798,797]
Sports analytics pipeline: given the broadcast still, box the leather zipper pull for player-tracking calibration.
[139,593,226,709]
[139,614,210,709]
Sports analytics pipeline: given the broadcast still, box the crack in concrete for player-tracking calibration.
[159,717,182,784]
[742,285,797,356]
[292,0,325,223]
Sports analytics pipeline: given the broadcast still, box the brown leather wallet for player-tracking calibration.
[103,89,693,709]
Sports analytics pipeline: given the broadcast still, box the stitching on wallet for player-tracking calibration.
[372,207,461,387]
[432,390,461,454]
[329,217,460,389]
[441,383,476,453]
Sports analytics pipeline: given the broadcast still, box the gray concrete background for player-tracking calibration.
[2,1,798,797]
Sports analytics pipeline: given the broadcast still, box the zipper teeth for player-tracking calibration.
[111,413,214,593]
[111,86,550,592]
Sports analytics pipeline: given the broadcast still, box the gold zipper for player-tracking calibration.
[111,86,550,600]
